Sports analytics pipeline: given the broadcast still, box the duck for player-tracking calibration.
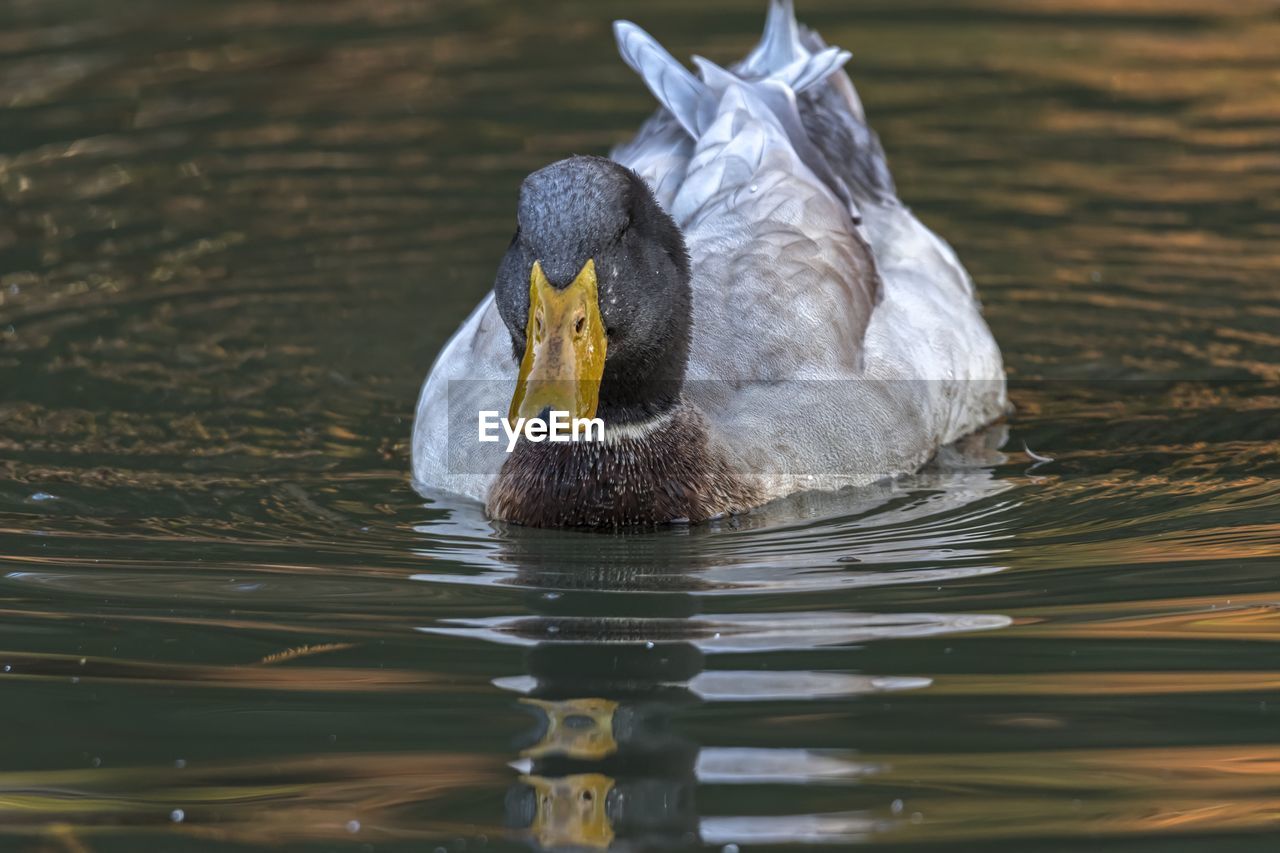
[411,0,1007,528]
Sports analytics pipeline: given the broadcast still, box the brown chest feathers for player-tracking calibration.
[486,405,762,528]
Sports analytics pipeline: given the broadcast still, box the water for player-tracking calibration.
[1,0,1278,850]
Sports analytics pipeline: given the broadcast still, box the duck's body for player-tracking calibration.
[412,0,1006,525]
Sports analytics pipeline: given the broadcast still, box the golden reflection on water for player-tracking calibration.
[0,753,506,846]
[1,743,1278,847]
[0,648,477,692]
[1015,593,1280,642]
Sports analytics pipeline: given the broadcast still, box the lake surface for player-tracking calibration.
[2,0,1279,850]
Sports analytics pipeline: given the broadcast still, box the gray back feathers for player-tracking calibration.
[614,21,714,138]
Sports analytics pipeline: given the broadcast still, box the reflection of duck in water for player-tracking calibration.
[505,643,703,851]
[417,461,1014,850]
[485,581,978,852]
[412,0,1007,527]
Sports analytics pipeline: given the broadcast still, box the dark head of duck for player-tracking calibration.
[489,156,760,528]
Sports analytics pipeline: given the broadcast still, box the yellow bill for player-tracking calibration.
[520,773,616,850]
[509,259,607,422]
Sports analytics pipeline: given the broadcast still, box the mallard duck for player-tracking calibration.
[411,0,1006,527]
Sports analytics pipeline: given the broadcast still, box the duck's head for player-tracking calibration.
[494,156,691,426]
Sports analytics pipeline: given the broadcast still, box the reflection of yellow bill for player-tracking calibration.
[509,260,607,423]
[520,697,619,760]
[521,773,615,850]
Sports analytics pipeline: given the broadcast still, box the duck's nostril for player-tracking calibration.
[574,315,586,335]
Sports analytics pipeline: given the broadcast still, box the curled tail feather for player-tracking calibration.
[741,0,803,77]
[613,18,849,139]
[613,16,862,222]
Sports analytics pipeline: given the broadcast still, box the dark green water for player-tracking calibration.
[2,0,1279,850]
